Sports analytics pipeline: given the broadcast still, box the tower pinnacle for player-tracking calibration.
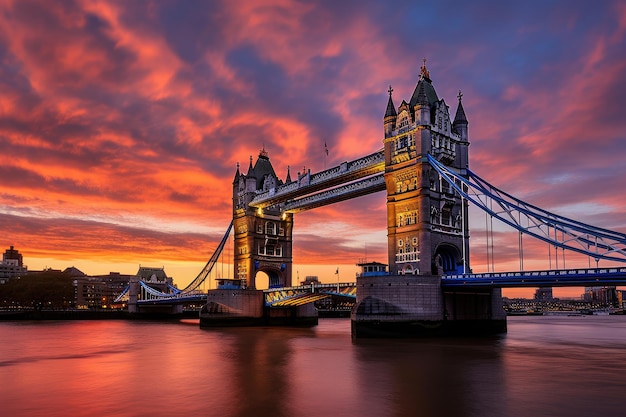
[420,58,430,81]
[384,84,397,118]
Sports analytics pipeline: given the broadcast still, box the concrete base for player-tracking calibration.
[199,289,318,328]
[128,303,183,316]
[351,274,507,338]
[265,303,318,326]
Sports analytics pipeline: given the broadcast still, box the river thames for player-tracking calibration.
[1,316,625,417]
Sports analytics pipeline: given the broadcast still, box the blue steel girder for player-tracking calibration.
[113,285,130,303]
[137,293,207,305]
[442,267,626,288]
[249,150,384,209]
[427,154,626,263]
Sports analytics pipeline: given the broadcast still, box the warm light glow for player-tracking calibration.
[0,1,624,299]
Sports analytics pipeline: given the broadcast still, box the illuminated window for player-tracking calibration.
[265,222,276,235]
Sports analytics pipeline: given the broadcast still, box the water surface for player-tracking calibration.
[1,316,625,417]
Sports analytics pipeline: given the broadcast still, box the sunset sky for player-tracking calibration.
[1,0,625,298]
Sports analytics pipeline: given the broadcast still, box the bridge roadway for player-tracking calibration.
[441,267,626,288]
[136,291,207,305]
[134,268,626,306]
[136,283,357,306]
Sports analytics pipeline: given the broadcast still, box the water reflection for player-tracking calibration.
[353,337,508,417]
[214,326,313,417]
[0,317,625,417]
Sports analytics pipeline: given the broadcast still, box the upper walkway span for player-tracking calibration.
[249,150,384,213]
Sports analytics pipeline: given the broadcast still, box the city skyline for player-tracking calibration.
[1,1,625,297]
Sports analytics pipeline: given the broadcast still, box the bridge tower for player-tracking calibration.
[383,61,470,276]
[351,62,505,337]
[232,148,294,289]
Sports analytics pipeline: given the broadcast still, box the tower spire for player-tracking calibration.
[247,155,255,177]
[232,161,241,184]
[420,58,431,81]
[453,90,468,125]
[384,85,397,118]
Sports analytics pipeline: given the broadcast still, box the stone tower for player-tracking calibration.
[232,148,294,289]
[383,61,470,276]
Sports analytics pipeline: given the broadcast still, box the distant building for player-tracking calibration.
[135,266,175,296]
[136,266,172,284]
[73,269,136,309]
[534,287,553,301]
[300,275,320,286]
[0,246,28,284]
[583,286,619,307]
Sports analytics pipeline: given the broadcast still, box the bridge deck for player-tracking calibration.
[131,268,626,305]
[442,267,626,288]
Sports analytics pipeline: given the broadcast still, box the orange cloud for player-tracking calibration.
[0,0,624,294]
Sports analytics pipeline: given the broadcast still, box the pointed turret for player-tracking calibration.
[245,155,257,193]
[384,85,397,118]
[410,59,438,125]
[384,85,397,138]
[252,146,279,191]
[409,59,439,109]
[286,165,292,183]
[452,90,468,142]
[246,155,255,178]
[232,162,241,185]
[453,90,469,169]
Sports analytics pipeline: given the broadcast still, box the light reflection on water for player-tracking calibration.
[1,316,625,417]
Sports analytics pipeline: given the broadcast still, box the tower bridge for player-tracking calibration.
[229,61,472,293]
[118,61,626,336]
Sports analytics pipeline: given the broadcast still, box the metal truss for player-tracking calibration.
[427,154,626,264]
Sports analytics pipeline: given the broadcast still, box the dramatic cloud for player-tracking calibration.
[1,0,625,297]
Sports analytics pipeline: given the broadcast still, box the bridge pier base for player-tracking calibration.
[199,289,318,328]
[351,275,506,338]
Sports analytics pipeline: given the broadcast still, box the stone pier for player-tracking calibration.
[351,274,506,338]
